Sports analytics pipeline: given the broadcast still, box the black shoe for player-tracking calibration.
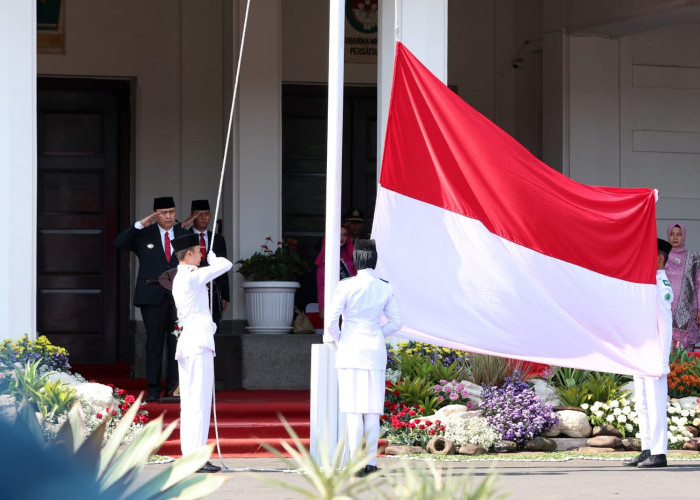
[623,449,650,467]
[364,465,379,475]
[196,461,221,473]
[637,454,667,468]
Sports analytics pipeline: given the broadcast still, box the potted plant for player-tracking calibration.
[236,237,309,334]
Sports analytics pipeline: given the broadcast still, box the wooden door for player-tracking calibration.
[37,78,130,363]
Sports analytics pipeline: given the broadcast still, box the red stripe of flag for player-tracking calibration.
[380,42,657,285]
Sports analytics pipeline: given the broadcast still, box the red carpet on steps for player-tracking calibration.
[72,362,310,457]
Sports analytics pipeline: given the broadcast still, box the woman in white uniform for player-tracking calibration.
[328,239,401,475]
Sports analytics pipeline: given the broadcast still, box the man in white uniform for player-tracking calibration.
[624,238,673,468]
[171,233,233,473]
[328,239,401,476]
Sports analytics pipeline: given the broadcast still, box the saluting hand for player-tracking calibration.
[139,211,160,227]
[180,210,203,229]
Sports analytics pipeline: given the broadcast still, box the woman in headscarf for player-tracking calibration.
[665,223,700,350]
[315,225,356,317]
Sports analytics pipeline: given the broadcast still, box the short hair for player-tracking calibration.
[353,239,378,270]
[659,249,669,266]
[175,246,196,262]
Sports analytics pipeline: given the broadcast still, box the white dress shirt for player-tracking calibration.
[328,268,401,370]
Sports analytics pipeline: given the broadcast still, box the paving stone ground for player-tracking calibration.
[133,454,700,499]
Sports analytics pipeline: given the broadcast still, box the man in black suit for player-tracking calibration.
[188,200,231,324]
[114,196,193,401]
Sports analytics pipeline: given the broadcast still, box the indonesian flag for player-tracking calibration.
[373,42,663,377]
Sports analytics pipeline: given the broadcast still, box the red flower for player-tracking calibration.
[425,420,432,426]
[408,423,416,429]
[265,236,272,241]
[435,420,441,425]
[107,383,114,389]
[116,388,126,396]
[419,425,425,430]
[408,410,416,416]
[414,419,421,424]
[96,413,103,419]
[429,429,436,435]
[393,390,399,397]
[440,425,445,431]
[111,410,117,416]
[88,379,96,383]
[124,395,135,404]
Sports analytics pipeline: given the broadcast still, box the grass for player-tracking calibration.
[386,451,700,462]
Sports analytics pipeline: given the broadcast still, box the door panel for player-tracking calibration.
[37,79,129,363]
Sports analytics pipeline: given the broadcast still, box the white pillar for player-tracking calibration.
[234,0,282,317]
[0,1,37,341]
[378,0,448,163]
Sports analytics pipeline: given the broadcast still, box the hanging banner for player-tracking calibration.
[345,0,378,63]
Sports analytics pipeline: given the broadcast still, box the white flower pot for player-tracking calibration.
[242,281,300,334]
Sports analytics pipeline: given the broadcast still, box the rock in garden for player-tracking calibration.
[586,435,622,448]
[74,382,118,411]
[462,381,483,401]
[551,437,589,451]
[678,396,698,411]
[681,440,699,451]
[530,379,562,406]
[458,444,486,456]
[494,440,518,453]
[621,438,641,451]
[543,410,592,438]
[592,424,623,438]
[524,437,557,452]
[685,426,699,438]
[0,395,17,424]
[552,406,586,413]
[434,404,470,419]
[384,445,427,455]
[46,371,83,387]
[426,437,456,455]
[572,446,617,453]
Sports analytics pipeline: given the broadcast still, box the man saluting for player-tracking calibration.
[170,233,232,473]
[114,197,194,402]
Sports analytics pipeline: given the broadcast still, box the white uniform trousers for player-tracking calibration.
[633,375,668,455]
[345,413,380,466]
[178,350,214,457]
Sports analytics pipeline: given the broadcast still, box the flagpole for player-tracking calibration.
[310,0,345,463]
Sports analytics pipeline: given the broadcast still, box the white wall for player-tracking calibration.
[38,0,226,318]
[620,24,700,248]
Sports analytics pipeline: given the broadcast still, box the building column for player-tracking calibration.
[378,0,448,163]
[0,1,37,341]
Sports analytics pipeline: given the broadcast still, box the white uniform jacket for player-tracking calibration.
[657,269,673,375]
[328,268,401,370]
[173,252,233,361]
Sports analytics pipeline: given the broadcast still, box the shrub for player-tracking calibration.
[389,342,467,383]
[668,361,700,398]
[582,397,638,437]
[0,335,70,373]
[385,379,440,416]
[480,377,558,446]
[236,237,309,281]
[433,379,472,407]
[382,403,445,448]
[549,367,630,407]
[467,353,532,387]
[442,416,502,449]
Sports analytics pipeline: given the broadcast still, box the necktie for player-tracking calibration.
[164,232,171,262]
[199,233,207,262]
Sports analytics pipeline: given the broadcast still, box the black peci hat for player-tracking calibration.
[658,238,672,255]
[172,234,200,253]
[153,196,175,210]
[191,199,210,212]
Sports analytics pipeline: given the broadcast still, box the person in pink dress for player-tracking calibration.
[315,225,357,317]
[665,223,700,350]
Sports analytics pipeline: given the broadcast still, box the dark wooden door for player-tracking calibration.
[281,85,377,307]
[37,78,130,363]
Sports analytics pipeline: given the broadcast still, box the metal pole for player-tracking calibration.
[309,0,345,463]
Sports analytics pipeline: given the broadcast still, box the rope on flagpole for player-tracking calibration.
[208,0,252,471]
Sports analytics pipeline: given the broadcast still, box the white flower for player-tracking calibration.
[617,415,627,423]
[595,411,604,418]
[613,408,622,416]
[580,403,589,410]
[625,423,633,432]
[609,400,620,408]
[681,409,690,417]
[622,406,631,415]
[606,414,615,423]
[668,406,676,414]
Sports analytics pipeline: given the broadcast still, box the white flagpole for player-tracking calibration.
[310,0,345,463]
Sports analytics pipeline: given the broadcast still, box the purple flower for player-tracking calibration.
[449,392,459,401]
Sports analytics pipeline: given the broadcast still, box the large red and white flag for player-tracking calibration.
[373,43,662,377]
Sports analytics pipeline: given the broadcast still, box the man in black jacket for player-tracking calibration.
[114,196,192,401]
[188,199,231,324]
